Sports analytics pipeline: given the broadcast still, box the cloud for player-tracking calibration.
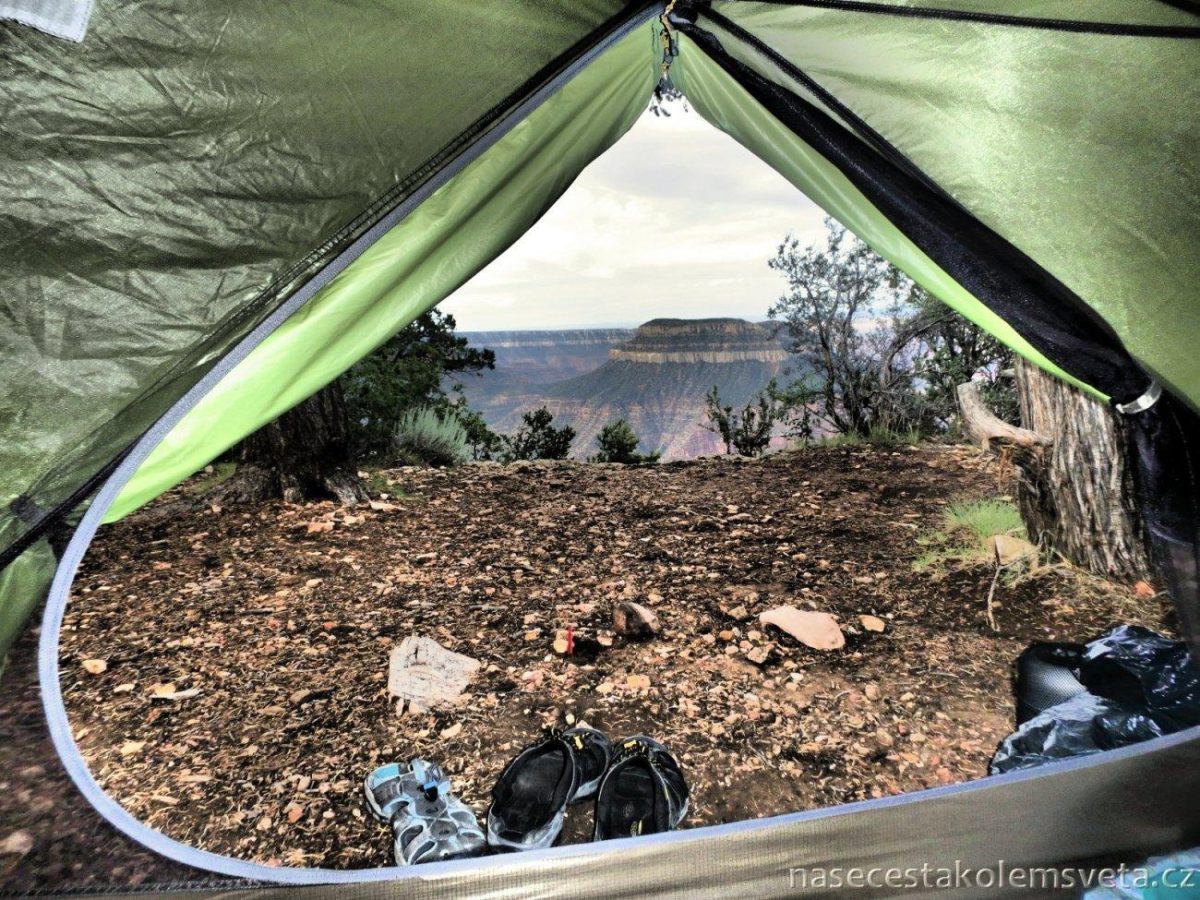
[441,106,825,330]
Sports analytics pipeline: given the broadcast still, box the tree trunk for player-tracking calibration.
[1012,357,1151,581]
[217,380,367,506]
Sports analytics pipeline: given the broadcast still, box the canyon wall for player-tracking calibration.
[457,318,793,460]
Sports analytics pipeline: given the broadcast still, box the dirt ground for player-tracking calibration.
[2,443,1173,886]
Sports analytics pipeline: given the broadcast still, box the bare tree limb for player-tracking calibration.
[956,380,1049,453]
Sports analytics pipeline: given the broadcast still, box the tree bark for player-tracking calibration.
[1011,358,1151,581]
[217,380,367,506]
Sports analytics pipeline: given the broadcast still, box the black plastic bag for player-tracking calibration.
[1077,625,1200,731]
[991,625,1199,775]
[991,692,1164,774]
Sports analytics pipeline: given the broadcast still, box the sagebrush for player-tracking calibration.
[392,407,470,467]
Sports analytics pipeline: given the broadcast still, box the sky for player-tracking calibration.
[440,102,826,332]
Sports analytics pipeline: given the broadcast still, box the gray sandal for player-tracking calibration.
[364,759,486,865]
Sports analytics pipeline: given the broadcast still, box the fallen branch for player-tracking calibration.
[984,544,1013,632]
[956,381,1049,454]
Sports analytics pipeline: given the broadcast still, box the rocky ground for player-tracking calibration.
[2,443,1173,887]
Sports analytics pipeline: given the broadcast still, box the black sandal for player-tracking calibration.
[593,736,688,841]
[486,727,612,851]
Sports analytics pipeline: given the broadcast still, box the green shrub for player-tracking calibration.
[343,310,494,461]
[819,431,869,449]
[704,383,782,458]
[914,498,1027,571]
[866,425,925,448]
[500,407,575,461]
[592,419,660,464]
[392,407,470,467]
[944,498,1025,544]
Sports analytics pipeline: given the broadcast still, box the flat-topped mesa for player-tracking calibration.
[610,318,788,364]
[460,328,634,350]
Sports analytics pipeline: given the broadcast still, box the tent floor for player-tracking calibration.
[7,444,1171,883]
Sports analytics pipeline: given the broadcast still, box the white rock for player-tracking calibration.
[388,636,480,717]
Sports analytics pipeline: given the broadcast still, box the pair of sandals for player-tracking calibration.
[487,729,689,851]
[364,729,688,866]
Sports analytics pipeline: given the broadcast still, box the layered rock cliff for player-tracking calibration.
[608,318,789,365]
[458,318,792,461]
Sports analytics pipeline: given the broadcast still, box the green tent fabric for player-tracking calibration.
[668,29,1097,399]
[102,24,658,522]
[0,1,658,653]
[690,0,1200,407]
[2,0,1200,889]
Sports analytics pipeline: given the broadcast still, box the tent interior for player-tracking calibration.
[2,0,1200,895]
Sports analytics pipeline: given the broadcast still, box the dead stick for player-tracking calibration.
[985,545,1007,632]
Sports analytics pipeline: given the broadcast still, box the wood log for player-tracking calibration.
[956,380,1050,454]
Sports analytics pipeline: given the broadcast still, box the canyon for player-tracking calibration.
[457,318,791,459]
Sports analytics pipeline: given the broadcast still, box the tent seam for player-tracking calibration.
[710,0,1200,36]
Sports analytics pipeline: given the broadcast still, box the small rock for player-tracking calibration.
[81,658,107,675]
[441,722,463,740]
[745,646,770,666]
[859,615,886,633]
[727,605,748,620]
[1,830,34,857]
[988,534,1037,566]
[864,683,881,701]
[625,674,651,691]
[613,602,659,639]
[119,740,146,756]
